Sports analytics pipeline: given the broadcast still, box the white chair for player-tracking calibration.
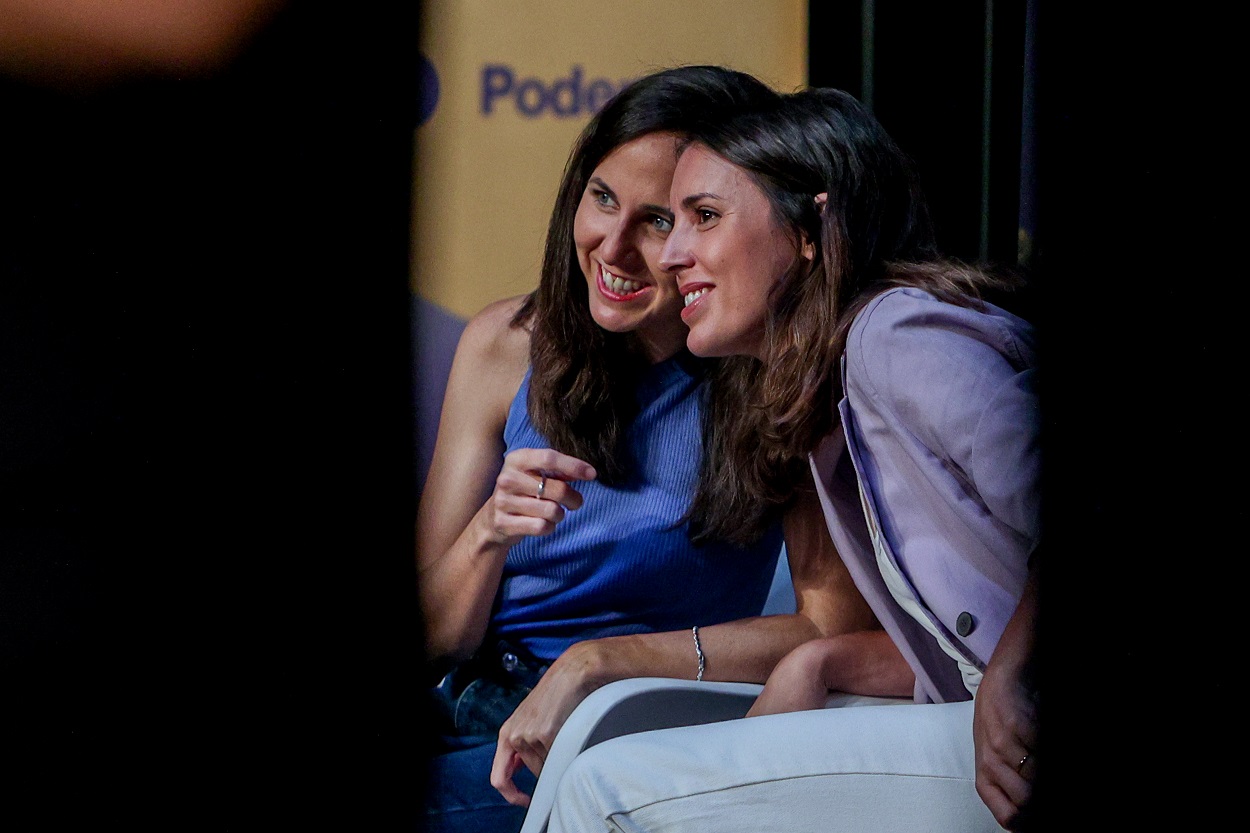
[517,549,910,833]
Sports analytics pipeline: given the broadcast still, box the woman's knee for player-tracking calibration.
[548,741,636,830]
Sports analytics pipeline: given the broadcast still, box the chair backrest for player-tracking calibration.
[761,546,795,615]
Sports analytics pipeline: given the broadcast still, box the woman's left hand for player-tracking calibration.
[973,650,1038,829]
[489,643,602,808]
[973,563,1040,830]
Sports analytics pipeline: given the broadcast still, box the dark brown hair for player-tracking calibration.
[512,66,779,486]
[684,88,1025,544]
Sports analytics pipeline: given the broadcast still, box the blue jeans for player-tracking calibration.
[423,733,538,833]
[423,642,546,833]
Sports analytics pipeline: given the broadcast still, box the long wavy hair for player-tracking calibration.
[512,66,778,488]
[686,88,1025,544]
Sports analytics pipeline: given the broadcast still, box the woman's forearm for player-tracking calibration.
[419,500,514,663]
[818,629,915,698]
[555,612,829,693]
[746,630,915,717]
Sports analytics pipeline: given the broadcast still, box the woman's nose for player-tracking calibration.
[659,227,694,273]
[598,219,641,270]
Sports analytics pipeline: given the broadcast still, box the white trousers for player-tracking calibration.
[548,700,1002,833]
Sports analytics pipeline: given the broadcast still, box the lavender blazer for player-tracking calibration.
[810,287,1040,704]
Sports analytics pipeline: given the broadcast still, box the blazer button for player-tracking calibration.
[956,612,975,637]
[501,652,519,672]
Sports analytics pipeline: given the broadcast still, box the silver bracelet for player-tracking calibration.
[691,625,705,682]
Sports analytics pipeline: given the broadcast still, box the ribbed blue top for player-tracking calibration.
[492,356,783,662]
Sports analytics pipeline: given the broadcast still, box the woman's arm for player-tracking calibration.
[490,471,882,805]
[973,553,1040,831]
[417,297,595,665]
[745,631,915,717]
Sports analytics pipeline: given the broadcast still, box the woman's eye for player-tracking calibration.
[696,208,719,224]
[590,188,616,208]
[651,215,674,233]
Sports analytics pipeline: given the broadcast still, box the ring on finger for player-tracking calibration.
[1016,752,1030,773]
[535,475,546,500]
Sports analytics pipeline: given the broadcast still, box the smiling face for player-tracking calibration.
[661,143,803,360]
[573,132,687,364]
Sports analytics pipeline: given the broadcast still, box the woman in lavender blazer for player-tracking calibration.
[547,86,1040,832]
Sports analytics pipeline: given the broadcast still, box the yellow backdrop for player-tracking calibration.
[412,1,807,319]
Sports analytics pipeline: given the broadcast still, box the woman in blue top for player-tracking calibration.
[418,67,879,833]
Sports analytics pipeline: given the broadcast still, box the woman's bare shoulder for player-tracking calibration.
[457,295,531,364]
[448,295,532,401]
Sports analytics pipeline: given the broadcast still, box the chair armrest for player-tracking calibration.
[519,678,764,833]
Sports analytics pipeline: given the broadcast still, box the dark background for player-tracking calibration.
[2,2,425,827]
[810,2,1240,828]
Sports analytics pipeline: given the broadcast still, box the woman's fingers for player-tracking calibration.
[490,449,598,538]
[490,717,554,807]
[974,684,1037,831]
[497,467,582,512]
[489,742,532,808]
[505,448,596,479]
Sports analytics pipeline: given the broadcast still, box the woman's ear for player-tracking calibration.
[801,193,829,261]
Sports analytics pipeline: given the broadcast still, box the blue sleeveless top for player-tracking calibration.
[492,355,784,662]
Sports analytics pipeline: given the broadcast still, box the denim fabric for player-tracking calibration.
[438,673,529,738]
[424,736,537,833]
[423,643,546,833]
